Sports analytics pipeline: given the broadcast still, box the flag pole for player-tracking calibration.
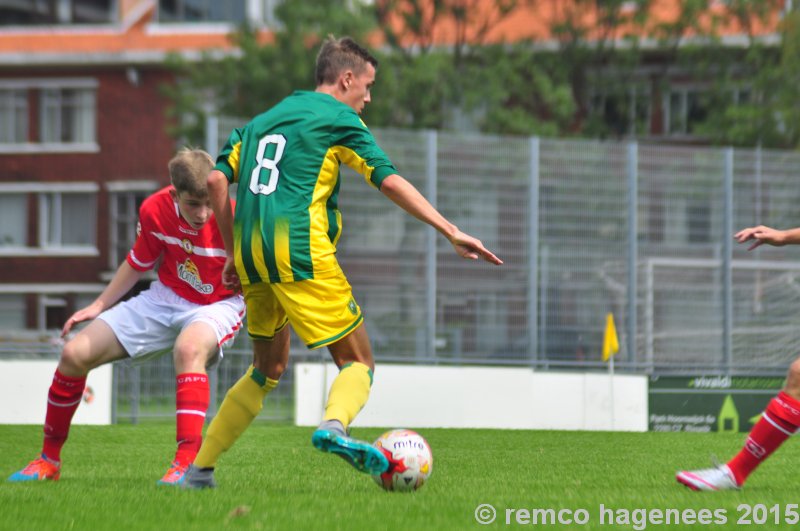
[609,350,615,430]
[602,312,619,431]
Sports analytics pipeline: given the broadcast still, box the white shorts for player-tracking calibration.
[97,280,245,366]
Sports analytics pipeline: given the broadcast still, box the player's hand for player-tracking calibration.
[222,256,242,294]
[61,302,103,337]
[734,225,785,251]
[449,230,503,265]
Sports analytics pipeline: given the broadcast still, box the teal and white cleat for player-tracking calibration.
[312,429,389,475]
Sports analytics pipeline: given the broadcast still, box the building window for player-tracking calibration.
[0,294,25,330]
[0,79,98,152]
[158,0,246,23]
[108,184,158,267]
[40,88,97,144]
[589,84,650,137]
[664,87,710,136]
[39,295,67,331]
[0,194,27,247]
[39,192,97,248]
[0,89,28,143]
[0,184,99,255]
[71,0,117,23]
[0,0,117,25]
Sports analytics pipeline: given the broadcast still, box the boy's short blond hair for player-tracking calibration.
[168,148,214,197]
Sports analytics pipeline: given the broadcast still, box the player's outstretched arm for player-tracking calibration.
[735,225,800,251]
[62,260,143,337]
[379,173,503,265]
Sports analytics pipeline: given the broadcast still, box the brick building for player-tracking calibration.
[0,0,793,338]
[0,0,272,336]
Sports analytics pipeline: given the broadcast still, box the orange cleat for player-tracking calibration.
[157,461,189,486]
[8,455,61,482]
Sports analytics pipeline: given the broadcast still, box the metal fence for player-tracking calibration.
[6,126,800,423]
[205,120,800,377]
[112,339,303,423]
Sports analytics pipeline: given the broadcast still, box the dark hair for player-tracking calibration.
[315,35,378,85]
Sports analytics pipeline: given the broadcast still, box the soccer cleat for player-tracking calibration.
[676,463,739,491]
[8,454,61,482]
[180,464,216,489]
[156,461,188,486]
[311,429,390,475]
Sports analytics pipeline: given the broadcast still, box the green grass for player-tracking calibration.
[2,424,800,530]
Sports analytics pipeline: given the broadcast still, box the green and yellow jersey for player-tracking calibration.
[215,90,398,285]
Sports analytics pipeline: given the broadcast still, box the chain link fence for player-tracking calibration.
[5,125,800,423]
[208,117,800,376]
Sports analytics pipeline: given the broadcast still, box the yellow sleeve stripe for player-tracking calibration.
[228,141,242,183]
[333,145,378,189]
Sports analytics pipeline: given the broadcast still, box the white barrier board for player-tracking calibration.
[0,360,112,425]
[295,363,647,431]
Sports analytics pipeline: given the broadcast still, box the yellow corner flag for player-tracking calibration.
[602,312,619,362]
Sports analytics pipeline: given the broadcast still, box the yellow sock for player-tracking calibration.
[193,365,278,468]
[323,362,373,430]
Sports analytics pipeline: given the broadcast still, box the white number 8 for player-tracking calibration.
[249,134,286,196]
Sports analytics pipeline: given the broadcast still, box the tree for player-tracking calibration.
[162,0,377,145]
[161,0,796,148]
[692,3,800,148]
[373,0,576,134]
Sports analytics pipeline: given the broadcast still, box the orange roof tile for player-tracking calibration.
[0,0,785,64]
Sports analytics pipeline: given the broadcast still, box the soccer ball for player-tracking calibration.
[372,429,433,492]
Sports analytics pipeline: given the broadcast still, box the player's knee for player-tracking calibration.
[59,339,90,374]
[254,358,286,381]
[173,342,208,370]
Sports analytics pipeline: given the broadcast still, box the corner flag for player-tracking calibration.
[602,312,619,362]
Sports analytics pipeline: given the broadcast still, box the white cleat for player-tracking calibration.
[676,463,739,491]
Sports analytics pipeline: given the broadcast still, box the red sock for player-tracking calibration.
[42,369,87,462]
[175,373,209,465]
[727,391,800,485]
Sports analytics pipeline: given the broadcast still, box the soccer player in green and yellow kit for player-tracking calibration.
[183,35,502,488]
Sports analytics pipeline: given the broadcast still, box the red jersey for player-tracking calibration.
[127,186,234,305]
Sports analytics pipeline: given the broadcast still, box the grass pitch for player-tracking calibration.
[1,424,800,530]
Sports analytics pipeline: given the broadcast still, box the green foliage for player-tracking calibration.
[687,4,800,148]
[162,0,800,148]
[164,0,376,145]
[367,51,456,129]
[463,44,575,136]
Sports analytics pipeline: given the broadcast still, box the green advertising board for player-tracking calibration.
[649,376,784,433]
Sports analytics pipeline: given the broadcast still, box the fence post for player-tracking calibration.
[723,147,734,373]
[627,142,638,366]
[205,113,219,156]
[425,130,438,360]
[528,137,540,365]
[131,365,140,425]
[111,364,118,424]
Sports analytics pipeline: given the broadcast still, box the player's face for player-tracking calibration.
[342,63,376,115]
[174,191,212,229]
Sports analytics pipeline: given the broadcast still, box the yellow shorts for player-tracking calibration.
[243,272,363,349]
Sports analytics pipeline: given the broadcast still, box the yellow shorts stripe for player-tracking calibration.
[307,313,364,349]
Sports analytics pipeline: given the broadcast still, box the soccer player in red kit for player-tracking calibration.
[7,148,245,486]
[677,224,800,491]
